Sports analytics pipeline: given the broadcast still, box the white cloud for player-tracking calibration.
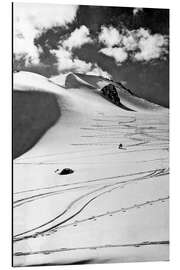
[99,47,128,64]
[134,28,168,61]
[14,18,40,64]
[63,25,93,50]
[14,3,78,64]
[14,3,78,29]
[52,25,111,76]
[122,33,138,51]
[98,26,168,63]
[136,28,150,39]
[98,26,122,47]
[98,26,127,64]
[52,46,111,78]
[51,46,92,73]
[51,25,93,72]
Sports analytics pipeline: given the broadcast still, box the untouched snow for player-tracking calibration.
[13,71,169,266]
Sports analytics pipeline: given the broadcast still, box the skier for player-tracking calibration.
[118,143,123,149]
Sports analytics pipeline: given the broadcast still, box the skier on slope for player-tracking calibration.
[118,144,123,149]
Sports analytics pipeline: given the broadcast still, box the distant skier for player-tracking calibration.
[118,144,127,150]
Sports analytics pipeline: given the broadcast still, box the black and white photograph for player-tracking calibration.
[13,2,169,266]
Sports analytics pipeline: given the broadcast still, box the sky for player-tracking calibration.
[13,3,169,107]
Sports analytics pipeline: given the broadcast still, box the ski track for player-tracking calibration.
[14,115,169,244]
[14,168,168,242]
[14,240,169,257]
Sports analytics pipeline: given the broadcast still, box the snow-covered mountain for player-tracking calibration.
[13,71,169,266]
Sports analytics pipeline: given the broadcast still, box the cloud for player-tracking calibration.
[14,3,78,64]
[133,29,168,61]
[14,3,78,29]
[98,26,168,63]
[52,25,111,77]
[98,26,122,47]
[52,46,111,78]
[63,25,93,50]
[98,26,128,64]
[51,46,92,73]
[14,16,40,64]
[122,33,138,51]
[99,47,128,64]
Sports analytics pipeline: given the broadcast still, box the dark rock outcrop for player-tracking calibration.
[101,84,134,111]
[101,84,121,106]
[59,168,74,175]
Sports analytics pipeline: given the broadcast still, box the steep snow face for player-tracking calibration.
[13,71,169,266]
[65,73,96,89]
[64,73,166,112]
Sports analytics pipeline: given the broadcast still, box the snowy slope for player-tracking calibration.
[13,71,169,266]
